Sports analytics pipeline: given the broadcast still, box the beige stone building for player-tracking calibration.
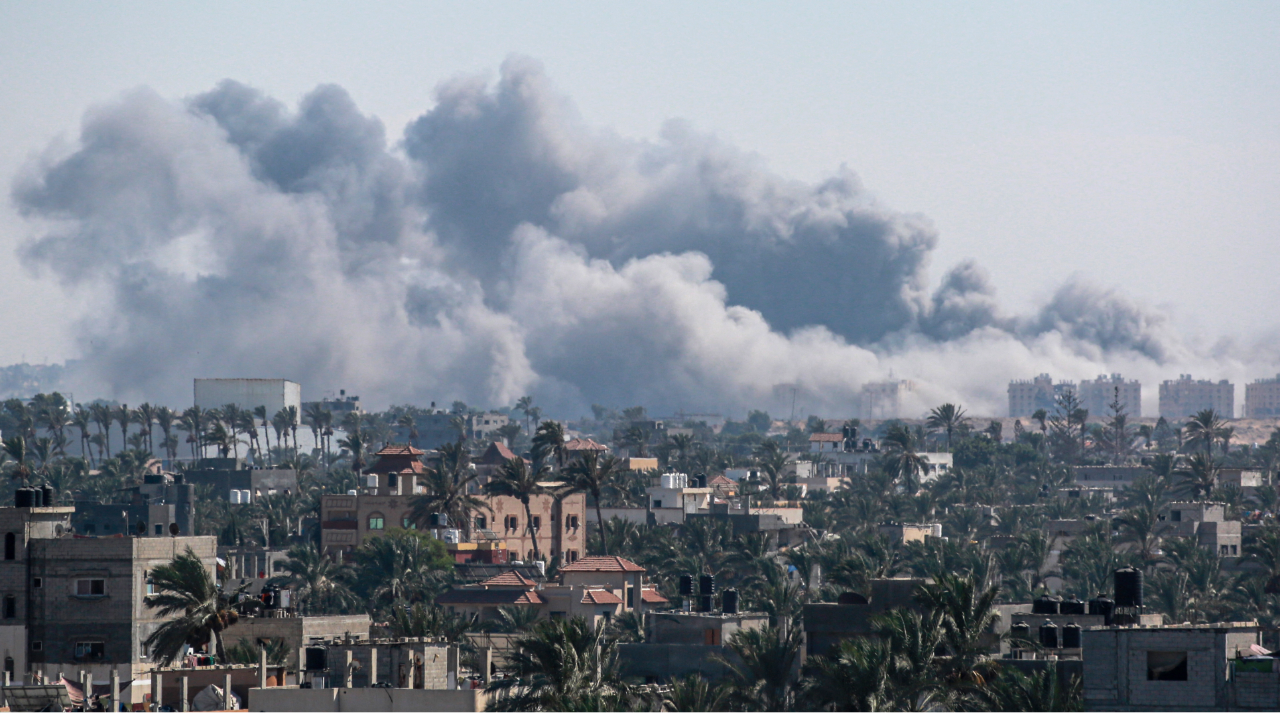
[1246,374,1280,418]
[1079,373,1142,418]
[1158,375,1234,419]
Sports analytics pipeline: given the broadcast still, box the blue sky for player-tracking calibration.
[2,1,1278,367]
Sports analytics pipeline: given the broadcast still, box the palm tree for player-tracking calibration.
[337,432,369,476]
[409,442,490,541]
[1185,409,1227,457]
[71,405,92,466]
[155,406,176,463]
[492,605,544,634]
[304,403,324,458]
[90,403,113,458]
[1177,452,1219,499]
[531,421,567,469]
[926,403,969,450]
[2,437,31,485]
[802,637,893,711]
[515,396,535,436]
[718,625,803,711]
[914,573,1000,683]
[488,617,623,711]
[135,402,156,455]
[352,530,452,608]
[276,543,356,614]
[254,405,271,461]
[983,663,1082,711]
[664,674,731,712]
[486,457,549,560]
[882,425,929,495]
[561,450,623,552]
[113,403,131,458]
[143,547,242,664]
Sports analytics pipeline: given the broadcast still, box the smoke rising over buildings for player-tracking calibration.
[9,57,1264,417]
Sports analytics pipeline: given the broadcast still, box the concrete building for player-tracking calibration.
[803,579,931,657]
[1008,374,1078,418]
[809,444,953,484]
[315,390,361,418]
[617,610,771,682]
[1159,376,1235,420]
[859,380,914,419]
[1246,374,1280,419]
[182,459,298,505]
[1079,374,1142,418]
[194,379,301,420]
[398,411,511,452]
[1073,465,1151,489]
[0,501,219,689]
[1082,623,1259,710]
[220,615,372,671]
[876,523,942,545]
[72,473,196,538]
[1161,502,1241,557]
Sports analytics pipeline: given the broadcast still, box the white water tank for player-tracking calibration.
[660,473,688,489]
[366,474,379,488]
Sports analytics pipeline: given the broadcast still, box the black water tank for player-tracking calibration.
[695,473,707,489]
[1032,595,1060,615]
[679,575,694,596]
[1060,598,1085,615]
[1039,621,1060,649]
[1089,596,1115,619]
[13,487,32,508]
[41,483,54,507]
[31,486,45,508]
[304,647,327,672]
[1115,567,1143,608]
[1011,622,1030,640]
[699,594,713,613]
[699,574,715,596]
[1062,623,1082,649]
[723,588,739,614]
[173,473,186,484]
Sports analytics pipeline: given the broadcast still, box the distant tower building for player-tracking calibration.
[1078,374,1142,418]
[194,378,301,418]
[859,380,914,419]
[1245,374,1280,419]
[1158,375,1234,419]
[1007,374,1077,417]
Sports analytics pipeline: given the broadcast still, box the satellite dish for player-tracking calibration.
[169,523,180,537]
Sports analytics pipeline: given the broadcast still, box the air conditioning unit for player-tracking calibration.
[366,475,379,488]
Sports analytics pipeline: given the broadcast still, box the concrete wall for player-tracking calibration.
[248,686,486,712]
[1083,626,1258,710]
[617,643,735,682]
[221,615,371,670]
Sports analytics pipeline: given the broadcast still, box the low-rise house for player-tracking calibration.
[877,523,942,545]
[219,614,372,671]
[618,609,771,682]
[1161,502,1242,557]
[1073,465,1150,489]
[1083,623,1260,710]
[182,458,298,503]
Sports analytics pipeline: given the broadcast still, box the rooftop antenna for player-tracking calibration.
[788,387,797,423]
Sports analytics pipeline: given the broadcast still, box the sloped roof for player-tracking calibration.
[809,433,843,443]
[564,438,609,452]
[477,441,517,466]
[708,475,738,488]
[559,555,646,573]
[375,444,426,457]
[480,570,538,588]
[641,588,669,604]
[582,589,623,605]
[435,588,542,605]
[367,444,428,475]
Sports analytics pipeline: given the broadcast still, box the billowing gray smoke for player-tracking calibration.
[12,57,1203,416]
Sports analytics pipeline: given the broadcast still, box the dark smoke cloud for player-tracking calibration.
[11,58,1201,416]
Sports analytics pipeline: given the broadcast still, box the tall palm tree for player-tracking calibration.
[561,450,623,552]
[515,396,535,437]
[352,530,452,608]
[143,547,241,664]
[914,573,1000,683]
[531,421,567,469]
[113,403,131,459]
[718,625,803,711]
[409,442,490,541]
[337,431,369,476]
[663,674,731,712]
[254,405,271,461]
[882,425,928,496]
[71,405,92,466]
[276,543,356,614]
[1185,409,1227,457]
[1177,452,1219,499]
[486,457,549,560]
[155,406,176,463]
[2,437,31,485]
[135,403,156,455]
[304,403,324,457]
[983,663,1082,711]
[488,616,623,711]
[90,403,113,458]
[926,403,969,450]
[802,637,894,711]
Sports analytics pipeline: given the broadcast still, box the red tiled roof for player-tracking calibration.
[480,570,537,588]
[708,475,738,487]
[583,589,623,605]
[564,438,609,452]
[478,441,517,466]
[375,444,426,457]
[809,433,843,443]
[559,555,645,573]
[367,445,429,475]
[435,588,543,605]
[641,588,669,604]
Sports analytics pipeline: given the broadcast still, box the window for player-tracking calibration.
[31,578,42,589]
[74,579,106,596]
[74,641,105,661]
[3,533,13,561]
[565,515,579,531]
[653,500,662,508]
[1221,545,1229,556]
[566,550,579,563]
[474,515,487,530]
[3,657,12,678]
[531,516,541,532]
[626,587,635,609]
[2,596,13,619]
[29,641,41,652]
[1171,510,1182,522]
[367,514,384,530]
[1232,545,1239,555]
[144,572,155,596]
[504,516,519,532]
[154,524,163,536]
[401,516,416,529]
[1147,651,1188,681]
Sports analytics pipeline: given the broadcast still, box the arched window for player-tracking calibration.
[4,533,14,561]
[401,515,416,529]
[367,514,385,530]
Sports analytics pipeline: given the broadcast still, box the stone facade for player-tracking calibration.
[1159,376,1235,420]
[220,615,371,670]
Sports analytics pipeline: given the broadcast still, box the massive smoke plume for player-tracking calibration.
[11,57,1244,417]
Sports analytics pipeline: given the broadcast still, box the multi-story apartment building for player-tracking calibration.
[1246,374,1280,419]
[397,412,511,451]
[859,380,914,419]
[319,445,587,564]
[1007,374,1078,417]
[1079,374,1142,418]
[0,501,218,693]
[1158,375,1234,419]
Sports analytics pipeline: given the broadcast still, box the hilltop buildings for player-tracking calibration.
[1159,376,1234,419]
[1079,374,1142,417]
[1008,374,1078,417]
[1246,375,1280,419]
